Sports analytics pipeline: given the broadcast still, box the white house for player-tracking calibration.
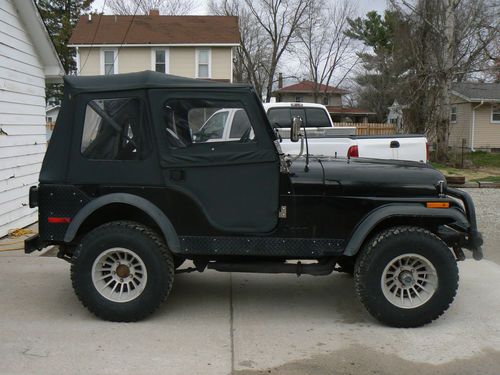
[0,0,64,237]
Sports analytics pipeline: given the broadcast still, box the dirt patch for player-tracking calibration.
[235,344,500,375]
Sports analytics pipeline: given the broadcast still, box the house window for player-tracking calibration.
[323,96,329,105]
[153,49,168,73]
[450,106,457,123]
[295,96,303,102]
[102,49,117,75]
[196,48,211,78]
[491,105,500,123]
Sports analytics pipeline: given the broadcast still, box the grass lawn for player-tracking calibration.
[430,152,500,183]
[470,175,500,183]
[467,151,500,168]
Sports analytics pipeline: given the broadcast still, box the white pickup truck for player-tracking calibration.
[263,103,428,162]
[194,103,427,162]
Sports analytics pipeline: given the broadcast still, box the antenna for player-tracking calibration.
[303,125,309,172]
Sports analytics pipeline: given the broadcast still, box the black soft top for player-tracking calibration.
[64,71,252,95]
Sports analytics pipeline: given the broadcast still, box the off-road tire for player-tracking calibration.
[354,226,459,327]
[71,221,174,322]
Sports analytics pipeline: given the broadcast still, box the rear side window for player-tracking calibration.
[267,107,331,128]
[162,98,256,148]
[267,108,291,128]
[81,98,149,160]
[304,108,331,127]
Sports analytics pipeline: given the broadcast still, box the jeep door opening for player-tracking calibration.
[26,71,483,327]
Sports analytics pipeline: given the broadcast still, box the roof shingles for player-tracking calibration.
[69,15,240,45]
[452,82,500,101]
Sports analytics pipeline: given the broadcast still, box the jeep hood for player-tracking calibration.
[290,157,445,197]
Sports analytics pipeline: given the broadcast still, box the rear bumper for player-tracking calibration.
[24,234,44,254]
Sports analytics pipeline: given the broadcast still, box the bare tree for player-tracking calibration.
[296,0,358,103]
[106,0,195,15]
[208,0,271,96]
[244,0,313,102]
[391,0,499,160]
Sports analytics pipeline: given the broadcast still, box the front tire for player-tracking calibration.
[71,221,174,322]
[354,226,458,327]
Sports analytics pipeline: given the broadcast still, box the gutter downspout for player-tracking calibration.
[471,101,484,151]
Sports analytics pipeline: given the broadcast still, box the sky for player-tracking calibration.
[91,0,388,16]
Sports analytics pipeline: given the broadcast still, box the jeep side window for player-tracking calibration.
[229,109,253,140]
[162,99,256,148]
[194,110,228,142]
[81,98,148,160]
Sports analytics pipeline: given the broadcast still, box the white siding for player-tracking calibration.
[0,0,46,236]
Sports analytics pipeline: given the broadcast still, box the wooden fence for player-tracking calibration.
[333,122,397,136]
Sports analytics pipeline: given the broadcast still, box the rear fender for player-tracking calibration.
[64,193,180,252]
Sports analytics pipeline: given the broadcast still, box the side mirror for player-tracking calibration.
[290,116,303,142]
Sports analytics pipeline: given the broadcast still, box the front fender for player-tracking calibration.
[64,193,180,252]
[342,204,469,256]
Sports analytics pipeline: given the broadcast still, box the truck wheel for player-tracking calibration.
[71,221,174,322]
[354,226,458,327]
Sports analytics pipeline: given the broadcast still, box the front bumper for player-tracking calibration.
[447,187,483,260]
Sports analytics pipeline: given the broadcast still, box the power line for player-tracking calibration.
[113,0,143,66]
[79,0,108,74]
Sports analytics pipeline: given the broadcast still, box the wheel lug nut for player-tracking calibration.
[120,278,124,282]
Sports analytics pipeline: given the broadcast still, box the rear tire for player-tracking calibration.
[71,221,174,322]
[354,226,458,327]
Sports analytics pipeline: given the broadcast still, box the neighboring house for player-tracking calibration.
[273,78,375,123]
[449,82,500,151]
[45,105,60,141]
[0,0,64,236]
[69,12,240,82]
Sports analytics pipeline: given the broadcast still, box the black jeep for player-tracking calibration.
[26,71,483,327]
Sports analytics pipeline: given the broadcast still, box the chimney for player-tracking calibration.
[88,14,92,22]
[278,73,283,89]
[149,9,160,16]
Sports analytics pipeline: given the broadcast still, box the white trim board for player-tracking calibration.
[69,43,240,48]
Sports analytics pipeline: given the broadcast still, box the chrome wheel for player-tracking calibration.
[381,253,438,309]
[92,247,148,303]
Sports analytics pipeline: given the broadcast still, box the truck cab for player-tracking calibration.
[26,71,482,327]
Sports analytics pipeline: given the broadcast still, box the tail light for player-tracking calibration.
[347,145,359,158]
[29,186,38,208]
